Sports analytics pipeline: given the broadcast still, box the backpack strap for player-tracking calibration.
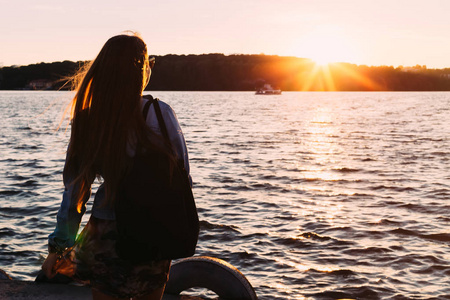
[142,99,152,120]
[142,97,174,151]
[151,98,171,146]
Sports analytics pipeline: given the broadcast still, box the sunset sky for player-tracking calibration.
[1,0,449,68]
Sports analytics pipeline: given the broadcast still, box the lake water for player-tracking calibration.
[0,91,449,299]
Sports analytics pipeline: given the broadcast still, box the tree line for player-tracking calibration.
[1,54,449,91]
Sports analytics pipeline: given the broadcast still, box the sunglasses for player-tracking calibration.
[149,57,156,70]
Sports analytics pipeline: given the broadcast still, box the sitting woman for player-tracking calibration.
[41,33,191,300]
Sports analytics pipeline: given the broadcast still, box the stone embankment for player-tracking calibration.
[0,280,202,300]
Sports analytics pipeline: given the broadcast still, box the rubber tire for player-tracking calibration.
[0,269,11,280]
[165,256,258,300]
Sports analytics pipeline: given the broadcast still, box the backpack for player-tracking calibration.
[115,97,199,263]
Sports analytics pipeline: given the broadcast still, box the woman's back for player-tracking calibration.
[42,33,196,300]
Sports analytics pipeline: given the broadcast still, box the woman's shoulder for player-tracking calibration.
[142,96,173,113]
[156,99,174,114]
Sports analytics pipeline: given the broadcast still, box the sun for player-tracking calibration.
[310,51,340,67]
[292,26,361,66]
[285,26,380,91]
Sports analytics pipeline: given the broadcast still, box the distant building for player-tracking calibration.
[27,79,53,90]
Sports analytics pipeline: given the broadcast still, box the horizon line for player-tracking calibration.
[1,53,449,70]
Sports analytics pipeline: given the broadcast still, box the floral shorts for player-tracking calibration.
[55,216,171,298]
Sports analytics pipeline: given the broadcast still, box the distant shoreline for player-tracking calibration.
[1,54,450,91]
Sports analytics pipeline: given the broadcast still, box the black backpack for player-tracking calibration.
[115,97,199,263]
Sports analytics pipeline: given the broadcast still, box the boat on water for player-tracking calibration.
[255,84,281,95]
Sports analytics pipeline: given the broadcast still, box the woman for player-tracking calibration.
[41,33,191,300]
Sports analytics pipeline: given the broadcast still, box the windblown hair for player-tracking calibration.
[66,33,167,209]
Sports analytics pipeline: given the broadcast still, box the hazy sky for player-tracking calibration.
[1,0,449,68]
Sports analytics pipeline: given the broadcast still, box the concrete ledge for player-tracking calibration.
[0,280,202,300]
[0,280,91,299]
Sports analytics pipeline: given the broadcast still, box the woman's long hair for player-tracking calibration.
[66,33,168,209]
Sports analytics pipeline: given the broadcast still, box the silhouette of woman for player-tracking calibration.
[41,32,191,300]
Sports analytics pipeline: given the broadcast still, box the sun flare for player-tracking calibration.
[308,45,350,66]
[292,26,361,66]
[284,26,383,91]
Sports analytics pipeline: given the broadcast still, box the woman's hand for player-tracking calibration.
[41,253,59,279]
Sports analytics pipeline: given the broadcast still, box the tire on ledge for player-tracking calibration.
[0,269,12,280]
[165,256,258,300]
